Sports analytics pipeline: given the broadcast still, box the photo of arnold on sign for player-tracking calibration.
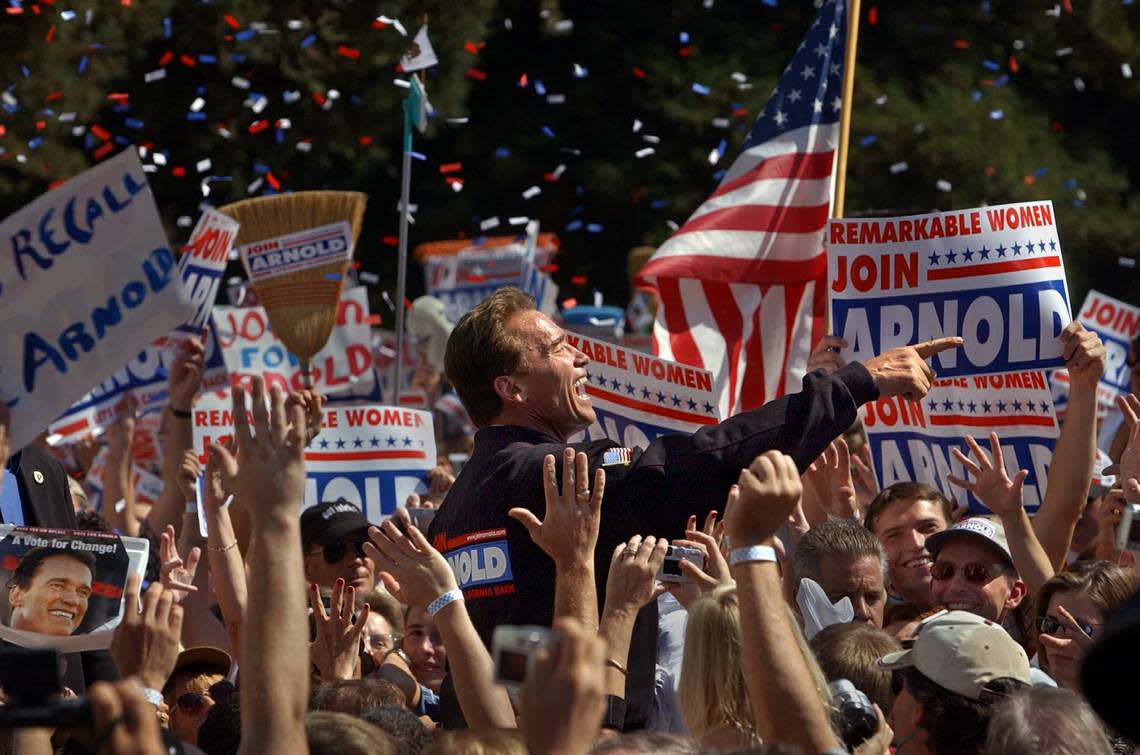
[828,200,1071,378]
[0,526,148,653]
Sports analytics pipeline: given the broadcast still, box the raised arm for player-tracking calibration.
[726,450,840,754]
[202,439,248,658]
[227,378,310,755]
[365,519,516,729]
[102,412,138,536]
[148,337,206,540]
[949,433,1054,594]
[509,448,604,631]
[1033,322,1104,568]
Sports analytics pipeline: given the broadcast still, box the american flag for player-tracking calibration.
[635,0,847,417]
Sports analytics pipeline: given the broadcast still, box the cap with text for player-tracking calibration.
[301,499,371,551]
[925,516,1013,566]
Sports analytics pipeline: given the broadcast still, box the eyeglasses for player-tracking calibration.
[929,561,1008,583]
[369,633,402,650]
[1037,614,1098,639]
[311,535,369,564]
[176,680,235,715]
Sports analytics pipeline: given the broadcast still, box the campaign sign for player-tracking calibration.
[212,286,375,396]
[861,370,1059,514]
[192,392,436,525]
[0,525,148,652]
[0,149,193,451]
[564,331,720,447]
[426,244,558,323]
[828,201,1071,378]
[1076,289,1140,396]
[155,207,239,352]
[240,221,353,283]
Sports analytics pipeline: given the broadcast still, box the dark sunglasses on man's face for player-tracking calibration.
[316,535,369,564]
[1037,614,1097,639]
[929,560,1006,584]
[176,680,235,715]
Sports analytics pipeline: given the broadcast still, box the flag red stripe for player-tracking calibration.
[926,257,1059,281]
[306,450,428,461]
[584,386,718,425]
[705,280,745,407]
[675,202,830,235]
[738,291,768,410]
[776,282,806,398]
[928,415,1056,428]
[658,278,704,368]
[640,251,827,287]
[709,151,836,201]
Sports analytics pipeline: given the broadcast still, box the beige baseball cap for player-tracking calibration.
[877,610,1030,701]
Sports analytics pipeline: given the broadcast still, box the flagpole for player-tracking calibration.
[393,77,416,404]
[833,0,862,220]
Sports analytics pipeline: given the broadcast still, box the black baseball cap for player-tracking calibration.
[300,499,372,551]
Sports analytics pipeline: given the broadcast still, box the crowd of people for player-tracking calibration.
[2,286,1140,755]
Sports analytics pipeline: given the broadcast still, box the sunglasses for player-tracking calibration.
[930,560,1007,583]
[176,680,235,714]
[312,535,369,564]
[1037,614,1098,639]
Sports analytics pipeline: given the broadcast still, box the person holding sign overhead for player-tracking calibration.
[424,286,962,729]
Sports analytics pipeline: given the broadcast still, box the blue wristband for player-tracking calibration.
[729,545,778,566]
[427,589,464,617]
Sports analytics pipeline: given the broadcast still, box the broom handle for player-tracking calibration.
[300,359,314,389]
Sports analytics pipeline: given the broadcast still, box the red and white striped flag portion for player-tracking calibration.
[635,0,847,417]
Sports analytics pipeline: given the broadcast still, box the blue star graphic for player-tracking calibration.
[402,436,413,447]
[1040,401,1050,413]
[1025,400,1036,413]
[370,437,381,447]
[656,391,667,404]
[997,400,1008,413]
[611,376,623,390]
[585,370,593,383]
[671,394,682,407]
[1037,240,1047,253]
[641,387,652,399]
[928,251,941,266]
[353,437,364,448]
[687,398,698,411]
[967,400,977,413]
[928,399,938,412]
[982,401,993,413]
[625,382,636,395]
[335,438,346,449]
[957,401,965,411]
[319,439,330,449]
[945,248,958,264]
[1012,399,1023,412]
[942,399,954,411]
[962,247,975,262]
[996,244,1007,258]
[1049,239,1057,252]
[1011,242,1022,256]
[979,245,990,260]
[387,435,397,447]
[703,401,715,414]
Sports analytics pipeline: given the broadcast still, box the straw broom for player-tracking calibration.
[219,191,367,387]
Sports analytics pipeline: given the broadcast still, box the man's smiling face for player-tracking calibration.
[870,498,949,609]
[8,554,93,636]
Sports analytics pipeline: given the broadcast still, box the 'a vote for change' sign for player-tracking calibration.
[193,392,436,526]
[564,330,720,447]
[829,201,1071,378]
[862,370,1059,513]
[0,150,193,450]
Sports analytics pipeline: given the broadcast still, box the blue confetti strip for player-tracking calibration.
[495,147,510,157]
[982,59,1001,72]
[78,55,89,74]
[235,29,257,41]
[199,54,217,64]
[163,17,172,38]
[565,219,583,231]
[692,82,711,95]
[542,126,555,138]
[187,112,207,121]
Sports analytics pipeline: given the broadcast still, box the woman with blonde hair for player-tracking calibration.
[679,583,831,750]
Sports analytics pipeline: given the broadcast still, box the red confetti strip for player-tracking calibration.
[45,23,55,42]
[518,73,528,87]
[180,53,197,67]
[89,124,111,141]
[543,171,560,182]
[4,6,22,13]
[93,142,114,159]
[358,135,373,145]
[382,235,399,246]
[365,314,381,325]
[372,18,388,29]
[249,119,269,134]
[0,125,6,137]
[266,171,281,190]
[445,176,464,187]
[312,92,327,106]
[562,298,578,309]
[953,39,969,50]
[732,107,749,118]
[632,67,647,79]
[571,275,588,285]
[223,14,240,29]
[984,165,996,177]
[439,162,462,173]
[48,178,65,189]
[107,92,130,103]
[464,40,484,54]
[172,166,187,177]
[35,120,46,131]
[45,90,62,102]
[868,6,878,25]
[337,44,360,60]
[1023,175,1036,185]
[1063,0,1073,11]
[351,261,362,269]
[678,45,694,57]
[1009,56,1019,74]
[158,50,174,66]
[1050,120,1064,132]
[466,68,487,81]
[31,4,41,14]
[540,264,558,273]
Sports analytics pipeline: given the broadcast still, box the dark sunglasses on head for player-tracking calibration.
[176,680,235,714]
[929,560,1007,583]
[315,535,368,564]
[1037,614,1097,638]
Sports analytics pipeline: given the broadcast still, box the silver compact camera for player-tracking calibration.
[656,545,704,583]
[492,625,553,687]
[1115,502,1140,553]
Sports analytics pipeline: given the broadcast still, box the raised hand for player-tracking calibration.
[159,524,200,603]
[862,337,963,400]
[806,335,848,375]
[851,443,880,510]
[947,433,1027,517]
[110,574,183,691]
[308,578,369,681]
[168,336,206,413]
[204,439,239,513]
[223,377,307,517]
[364,519,458,608]
[1115,394,1140,488]
[728,450,804,548]
[285,389,326,446]
[1062,321,1106,387]
[509,448,604,568]
[670,527,731,602]
[803,438,860,520]
[604,535,669,615]
[174,448,201,503]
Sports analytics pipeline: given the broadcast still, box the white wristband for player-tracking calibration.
[142,687,164,708]
[185,500,198,514]
[427,589,464,617]
[729,545,778,566]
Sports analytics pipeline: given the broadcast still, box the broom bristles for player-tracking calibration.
[219,191,367,365]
